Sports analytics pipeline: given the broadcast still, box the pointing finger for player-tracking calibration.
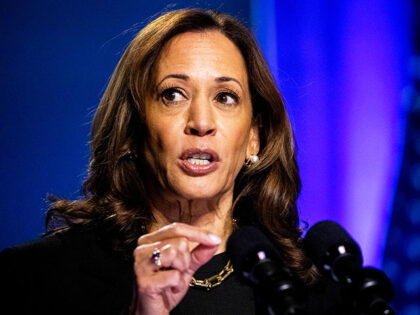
[137,223,221,247]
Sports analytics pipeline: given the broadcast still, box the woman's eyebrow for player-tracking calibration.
[157,74,189,86]
[215,76,243,89]
[157,74,243,90]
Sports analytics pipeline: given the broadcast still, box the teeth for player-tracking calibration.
[191,153,212,160]
[188,158,210,165]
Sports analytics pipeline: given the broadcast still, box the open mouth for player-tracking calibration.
[179,149,219,175]
[187,153,213,165]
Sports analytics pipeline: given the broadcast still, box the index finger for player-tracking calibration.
[137,222,221,246]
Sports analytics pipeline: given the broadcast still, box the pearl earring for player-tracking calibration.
[250,155,259,163]
[245,154,259,166]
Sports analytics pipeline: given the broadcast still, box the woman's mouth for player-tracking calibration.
[179,149,219,176]
[187,153,212,165]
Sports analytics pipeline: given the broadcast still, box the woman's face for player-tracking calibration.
[144,31,259,202]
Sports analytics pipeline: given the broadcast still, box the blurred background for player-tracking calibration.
[0,0,418,312]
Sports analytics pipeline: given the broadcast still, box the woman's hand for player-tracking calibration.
[132,223,221,315]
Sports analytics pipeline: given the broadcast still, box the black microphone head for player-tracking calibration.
[228,226,307,314]
[304,220,363,272]
[227,225,281,275]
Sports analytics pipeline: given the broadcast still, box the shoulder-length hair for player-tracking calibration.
[47,8,317,284]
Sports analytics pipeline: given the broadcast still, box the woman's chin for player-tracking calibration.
[162,170,234,202]
[171,182,229,202]
[176,189,222,201]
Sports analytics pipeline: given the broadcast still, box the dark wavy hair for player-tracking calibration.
[46,8,318,284]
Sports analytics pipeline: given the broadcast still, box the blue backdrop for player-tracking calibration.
[251,0,415,268]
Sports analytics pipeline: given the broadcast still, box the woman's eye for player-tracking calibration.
[216,92,239,106]
[161,88,185,104]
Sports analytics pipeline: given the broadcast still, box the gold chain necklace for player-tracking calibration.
[189,259,234,291]
[189,219,237,291]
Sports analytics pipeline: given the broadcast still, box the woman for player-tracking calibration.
[0,8,344,315]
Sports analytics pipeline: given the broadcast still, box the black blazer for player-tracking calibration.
[0,227,134,315]
[0,226,352,315]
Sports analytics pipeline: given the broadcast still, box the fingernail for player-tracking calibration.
[208,234,221,244]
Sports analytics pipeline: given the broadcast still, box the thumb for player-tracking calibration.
[189,243,219,273]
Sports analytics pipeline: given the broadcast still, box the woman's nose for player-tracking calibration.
[184,97,216,137]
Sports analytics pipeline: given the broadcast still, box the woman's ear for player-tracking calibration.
[247,115,261,157]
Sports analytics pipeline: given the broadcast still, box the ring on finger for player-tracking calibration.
[151,248,162,267]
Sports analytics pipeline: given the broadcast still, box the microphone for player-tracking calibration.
[304,220,363,284]
[227,226,305,315]
[304,220,394,315]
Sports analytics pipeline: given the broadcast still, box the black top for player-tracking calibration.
[0,226,352,315]
[172,252,257,315]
